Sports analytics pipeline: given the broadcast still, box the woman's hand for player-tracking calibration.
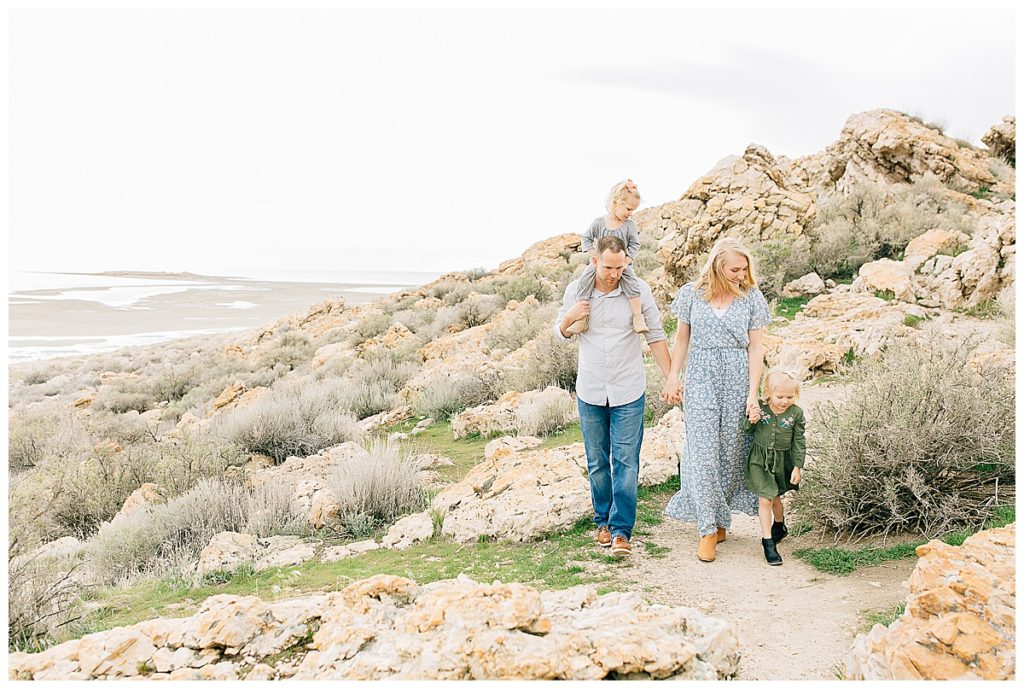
[791,467,802,485]
[745,393,760,421]
[661,377,682,405]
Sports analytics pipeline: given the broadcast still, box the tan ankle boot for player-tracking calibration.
[566,315,589,335]
[716,527,727,543]
[697,534,717,562]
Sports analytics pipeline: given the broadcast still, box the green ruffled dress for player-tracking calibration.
[743,402,806,499]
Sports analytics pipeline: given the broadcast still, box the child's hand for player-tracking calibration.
[791,467,801,485]
[747,406,761,423]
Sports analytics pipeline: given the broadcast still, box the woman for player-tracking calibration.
[660,237,771,562]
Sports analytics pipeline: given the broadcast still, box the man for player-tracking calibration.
[554,235,673,557]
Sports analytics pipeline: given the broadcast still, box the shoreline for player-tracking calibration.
[9,272,433,363]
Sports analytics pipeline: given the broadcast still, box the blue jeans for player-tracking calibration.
[577,394,645,540]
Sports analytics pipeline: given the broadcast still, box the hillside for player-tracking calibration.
[8,109,1016,680]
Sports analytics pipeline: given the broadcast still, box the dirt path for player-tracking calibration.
[609,514,916,680]
[604,379,915,680]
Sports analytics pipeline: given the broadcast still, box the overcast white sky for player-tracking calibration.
[8,5,1016,276]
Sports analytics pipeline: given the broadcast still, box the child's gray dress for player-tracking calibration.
[664,282,772,537]
[575,217,642,300]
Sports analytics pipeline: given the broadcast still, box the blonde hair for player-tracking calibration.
[761,367,802,402]
[605,179,641,212]
[693,237,758,299]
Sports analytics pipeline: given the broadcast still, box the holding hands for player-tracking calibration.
[660,377,682,405]
[745,393,761,424]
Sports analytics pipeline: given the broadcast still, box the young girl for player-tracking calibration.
[565,180,650,335]
[744,367,806,566]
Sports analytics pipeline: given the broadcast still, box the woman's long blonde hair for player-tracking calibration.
[693,237,758,299]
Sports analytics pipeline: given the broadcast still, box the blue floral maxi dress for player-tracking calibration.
[664,283,772,536]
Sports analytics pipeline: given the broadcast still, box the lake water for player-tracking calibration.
[9,269,442,363]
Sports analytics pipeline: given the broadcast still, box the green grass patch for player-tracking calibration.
[969,185,992,200]
[873,290,896,302]
[662,316,678,337]
[795,505,1015,575]
[862,602,906,632]
[774,296,811,320]
[957,299,1001,320]
[902,314,925,328]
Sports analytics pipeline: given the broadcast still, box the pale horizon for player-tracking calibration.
[10,7,1016,276]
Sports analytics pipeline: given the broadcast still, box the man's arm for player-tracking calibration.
[553,281,588,341]
[649,339,672,379]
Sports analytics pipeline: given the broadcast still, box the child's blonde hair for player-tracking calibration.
[761,367,802,402]
[694,237,759,299]
[605,179,641,212]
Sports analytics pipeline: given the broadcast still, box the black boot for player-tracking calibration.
[771,520,789,544]
[762,538,783,566]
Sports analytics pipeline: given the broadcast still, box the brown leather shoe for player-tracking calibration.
[596,525,611,547]
[697,534,717,562]
[716,527,727,543]
[611,536,632,557]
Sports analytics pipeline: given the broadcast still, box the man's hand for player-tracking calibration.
[791,467,801,485]
[563,300,590,325]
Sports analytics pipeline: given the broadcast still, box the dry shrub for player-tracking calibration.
[495,275,552,304]
[8,541,85,652]
[793,339,1014,539]
[510,331,578,393]
[515,393,577,436]
[86,479,307,586]
[808,177,973,280]
[327,440,427,533]
[412,372,494,420]
[485,301,558,352]
[217,379,362,463]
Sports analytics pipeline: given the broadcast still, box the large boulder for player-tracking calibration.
[431,444,591,542]
[194,532,318,578]
[845,524,1015,680]
[9,575,740,680]
[651,144,817,286]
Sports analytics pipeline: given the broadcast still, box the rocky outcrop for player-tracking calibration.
[648,110,1015,299]
[10,575,740,680]
[982,115,1015,165]
[497,233,580,276]
[651,144,818,286]
[846,524,1015,680]
[852,210,1014,309]
[813,109,1005,196]
[763,292,922,378]
[432,443,591,542]
[433,409,684,542]
[195,532,317,578]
